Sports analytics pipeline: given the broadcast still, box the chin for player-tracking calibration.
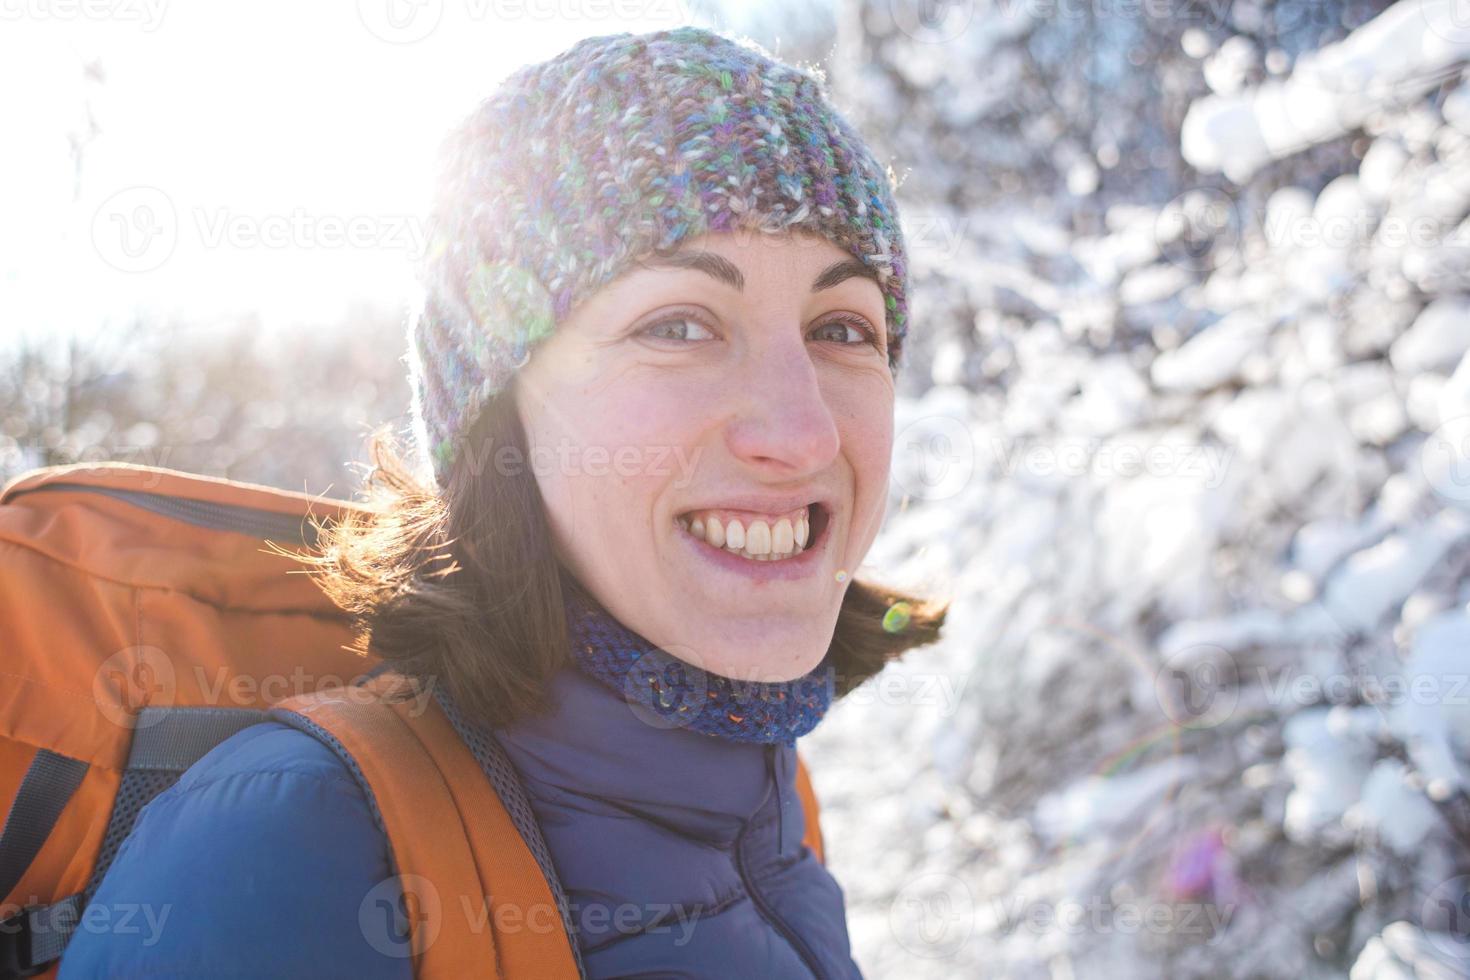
[679,614,835,685]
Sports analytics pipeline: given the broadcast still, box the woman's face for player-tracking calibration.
[513,229,894,684]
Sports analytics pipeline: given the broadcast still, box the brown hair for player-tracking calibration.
[295,388,949,728]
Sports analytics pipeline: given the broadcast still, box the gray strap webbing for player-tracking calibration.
[0,750,89,901]
[126,707,270,771]
[19,892,83,967]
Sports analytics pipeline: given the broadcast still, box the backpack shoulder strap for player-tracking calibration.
[272,673,580,980]
[793,752,825,865]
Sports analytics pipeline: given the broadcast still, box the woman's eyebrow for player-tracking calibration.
[638,250,880,293]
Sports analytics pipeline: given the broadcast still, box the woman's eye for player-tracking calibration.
[641,316,716,342]
[812,317,878,347]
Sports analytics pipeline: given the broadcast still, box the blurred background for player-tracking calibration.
[4,0,1470,976]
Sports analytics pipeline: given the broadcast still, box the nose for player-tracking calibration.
[723,332,841,477]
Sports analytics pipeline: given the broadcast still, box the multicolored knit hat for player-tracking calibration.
[406,24,911,487]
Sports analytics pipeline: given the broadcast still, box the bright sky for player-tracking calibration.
[0,0,729,346]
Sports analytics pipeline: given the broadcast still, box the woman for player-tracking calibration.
[58,25,947,978]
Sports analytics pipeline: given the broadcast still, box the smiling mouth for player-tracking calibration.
[673,502,831,562]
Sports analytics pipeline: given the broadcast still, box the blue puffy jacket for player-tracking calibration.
[57,663,861,978]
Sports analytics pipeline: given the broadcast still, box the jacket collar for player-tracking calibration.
[487,584,829,846]
[492,663,777,846]
[559,583,836,747]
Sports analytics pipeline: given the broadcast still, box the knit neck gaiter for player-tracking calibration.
[562,587,836,747]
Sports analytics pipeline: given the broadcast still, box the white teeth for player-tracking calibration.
[773,518,793,554]
[746,520,771,555]
[676,505,819,562]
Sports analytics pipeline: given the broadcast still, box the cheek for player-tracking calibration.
[852,394,894,470]
[834,383,894,541]
[520,370,703,550]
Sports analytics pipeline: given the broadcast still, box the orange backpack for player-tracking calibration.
[0,462,826,979]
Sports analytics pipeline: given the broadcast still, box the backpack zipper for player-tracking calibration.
[734,743,826,978]
[9,482,320,544]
